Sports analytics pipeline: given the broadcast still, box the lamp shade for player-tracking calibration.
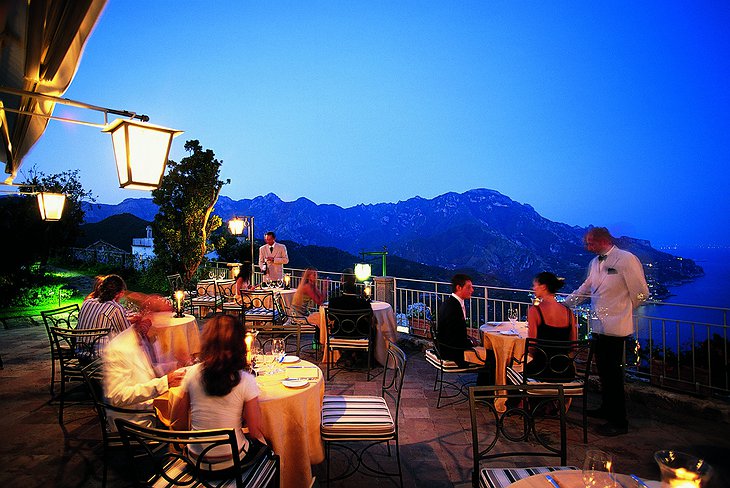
[228,217,245,236]
[103,118,182,190]
[37,192,66,221]
[354,263,372,281]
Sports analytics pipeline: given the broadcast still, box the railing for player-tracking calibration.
[195,263,730,398]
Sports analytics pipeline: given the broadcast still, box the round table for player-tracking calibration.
[479,321,528,411]
[154,359,324,488]
[507,470,660,488]
[149,312,200,366]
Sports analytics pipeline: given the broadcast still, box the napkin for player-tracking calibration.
[285,366,320,380]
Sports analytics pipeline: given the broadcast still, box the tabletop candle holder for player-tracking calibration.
[284,273,291,289]
[173,290,185,318]
[654,450,712,488]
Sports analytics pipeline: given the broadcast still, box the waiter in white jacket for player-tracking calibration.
[565,227,648,437]
[258,231,289,281]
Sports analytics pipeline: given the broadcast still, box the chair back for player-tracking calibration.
[196,281,218,298]
[382,341,407,431]
[326,307,373,339]
[240,289,275,310]
[218,280,237,303]
[469,384,567,476]
[41,304,80,338]
[49,325,110,363]
[115,418,279,488]
[519,339,591,383]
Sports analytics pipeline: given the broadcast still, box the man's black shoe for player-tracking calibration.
[596,422,628,437]
[586,408,608,419]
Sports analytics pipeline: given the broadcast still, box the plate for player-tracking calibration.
[281,379,308,388]
[281,355,300,364]
[499,330,520,336]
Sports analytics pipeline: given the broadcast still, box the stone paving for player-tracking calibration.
[1,319,729,488]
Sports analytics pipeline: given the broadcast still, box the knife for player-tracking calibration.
[545,474,561,488]
[630,474,651,488]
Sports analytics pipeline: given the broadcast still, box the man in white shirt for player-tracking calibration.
[258,231,289,281]
[566,227,649,436]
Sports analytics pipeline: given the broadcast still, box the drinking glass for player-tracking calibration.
[583,449,615,488]
[654,450,712,488]
[272,338,286,372]
[508,308,519,332]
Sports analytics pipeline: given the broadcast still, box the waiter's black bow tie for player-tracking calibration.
[270,246,274,253]
[598,255,607,262]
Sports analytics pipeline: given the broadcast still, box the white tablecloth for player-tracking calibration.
[149,312,200,365]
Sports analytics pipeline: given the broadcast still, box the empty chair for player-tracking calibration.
[325,307,375,381]
[41,304,80,396]
[321,341,406,487]
[115,418,280,488]
[279,300,320,359]
[469,385,577,488]
[506,338,593,443]
[425,319,482,408]
[190,281,222,318]
[49,325,110,423]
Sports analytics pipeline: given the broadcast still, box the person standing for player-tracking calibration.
[565,227,649,436]
[258,231,289,281]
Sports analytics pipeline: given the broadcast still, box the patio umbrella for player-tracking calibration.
[0,0,107,183]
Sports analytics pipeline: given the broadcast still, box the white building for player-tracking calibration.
[131,225,155,268]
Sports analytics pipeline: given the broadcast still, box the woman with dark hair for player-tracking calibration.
[177,314,266,473]
[524,271,577,380]
[235,263,253,297]
[78,274,132,338]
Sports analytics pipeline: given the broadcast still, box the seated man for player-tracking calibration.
[103,318,185,430]
[327,270,373,366]
[437,273,494,385]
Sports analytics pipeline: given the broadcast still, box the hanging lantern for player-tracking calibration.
[354,263,372,282]
[103,118,182,190]
[37,192,66,221]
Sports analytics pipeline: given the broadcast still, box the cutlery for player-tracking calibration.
[630,474,651,488]
[545,474,561,488]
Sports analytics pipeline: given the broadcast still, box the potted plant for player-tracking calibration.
[406,302,432,338]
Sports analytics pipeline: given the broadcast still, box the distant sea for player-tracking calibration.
[637,246,729,354]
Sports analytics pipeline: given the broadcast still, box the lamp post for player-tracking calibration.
[228,215,255,280]
[359,247,388,277]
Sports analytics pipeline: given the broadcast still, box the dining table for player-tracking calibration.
[318,300,398,366]
[479,321,528,411]
[506,469,660,488]
[149,311,201,366]
[153,358,324,488]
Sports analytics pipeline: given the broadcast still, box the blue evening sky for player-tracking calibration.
[24,1,730,247]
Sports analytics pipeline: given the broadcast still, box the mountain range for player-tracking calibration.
[81,189,703,294]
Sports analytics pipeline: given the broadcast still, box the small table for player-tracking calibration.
[154,360,324,488]
[480,321,528,411]
[149,312,200,366]
[318,300,398,366]
[507,470,660,488]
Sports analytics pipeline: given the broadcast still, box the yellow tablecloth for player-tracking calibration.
[480,321,528,411]
[318,300,398,366]
[154,360,324,488]
[150,312,200,366]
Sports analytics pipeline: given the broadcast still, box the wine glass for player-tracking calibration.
[272,338,286,372]
[508,308,519,332]
[583,449,615,488]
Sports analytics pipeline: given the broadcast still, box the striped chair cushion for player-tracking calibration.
[153,452,278,488]
[425,348,480,372]
[321,395,394,439]
[245,308,279,320]
[221,301,241,311]
[328,337,369,349]
[505,367,584,395]
[191,296,221,305]
[480,465,578,488]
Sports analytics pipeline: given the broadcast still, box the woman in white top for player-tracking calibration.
[178,314,266,474]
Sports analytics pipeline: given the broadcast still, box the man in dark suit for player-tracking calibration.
[437,274,494,384]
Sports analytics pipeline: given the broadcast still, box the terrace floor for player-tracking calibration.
[1,318,729,488]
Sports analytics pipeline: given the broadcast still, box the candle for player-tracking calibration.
[284,274,291,288]
[244,332,254,365]
[364,285,371,298]
[174,290,184,316]
[668,468,701,488]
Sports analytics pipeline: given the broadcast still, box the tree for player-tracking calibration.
[0,167,95,271]
[151,140,227,283]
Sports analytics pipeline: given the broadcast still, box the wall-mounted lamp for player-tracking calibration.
[0,86,182,191]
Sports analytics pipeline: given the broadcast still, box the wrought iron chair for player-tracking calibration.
[115,418,280,488]
[321,341,406,488]
[41,304,80,396]
[469,385,577,488]
[219,280,241,318]
[425,319,482,408]
[81,360,157,488]
[190,281,224,318]
[325,307,375,381]
[49,325,110,423]
[278,300,320,359]
[505,338,593,443]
